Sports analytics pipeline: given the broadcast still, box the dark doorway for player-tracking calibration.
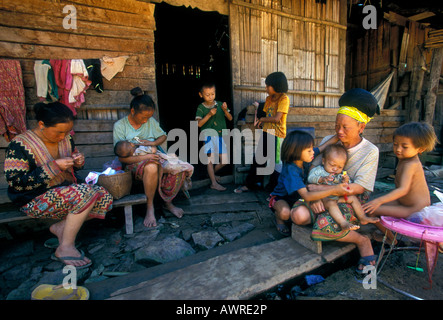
[154,3,233,180]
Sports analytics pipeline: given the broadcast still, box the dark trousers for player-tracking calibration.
[245,131,279,190]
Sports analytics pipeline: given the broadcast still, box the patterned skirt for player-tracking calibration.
[21,183,113,220]
[310,192,370,241]
[128,159,187,203]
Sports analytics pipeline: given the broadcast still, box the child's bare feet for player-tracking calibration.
[210,183,226,191]
[144,205,157,228]
[358,215,380,225]
[339,221,360,231]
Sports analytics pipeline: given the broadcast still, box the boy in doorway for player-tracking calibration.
[195,82,233,191]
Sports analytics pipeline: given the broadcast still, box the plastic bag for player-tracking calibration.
[103,157,122,171]
[408,203,443,227]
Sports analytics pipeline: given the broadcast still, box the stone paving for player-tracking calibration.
[0,183,279,300]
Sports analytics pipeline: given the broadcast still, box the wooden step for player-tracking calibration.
[291,224,322,254]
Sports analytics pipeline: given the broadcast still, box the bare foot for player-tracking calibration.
[339,221,360,231]
[164,201,184,218]
[358,215,380,225]
[215,175,221,183]
[49,221,65,243]
[210,183,226,191]
[144,205,157,228]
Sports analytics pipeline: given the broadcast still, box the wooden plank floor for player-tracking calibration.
[108,238,355,300]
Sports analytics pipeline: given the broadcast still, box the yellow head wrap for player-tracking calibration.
[337,106,373,124]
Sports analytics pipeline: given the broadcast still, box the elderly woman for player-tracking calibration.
[113,88,191,228]
[292,88,380,272]
[5,102,113,269]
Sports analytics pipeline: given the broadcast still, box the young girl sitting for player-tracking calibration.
[269,130,350,236]
[308,144,379,231]
[363,122,438,218]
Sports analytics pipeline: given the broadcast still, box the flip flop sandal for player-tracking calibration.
[233,186,249,194]
[51,249,92,269]
[44,238,81,249]
[31,284,89,300]
[355,254,377,274]
[272,217,290,237]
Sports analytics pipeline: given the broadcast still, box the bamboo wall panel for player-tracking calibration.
[230,0,346,117]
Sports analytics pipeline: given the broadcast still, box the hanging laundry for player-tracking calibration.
[0,60,26,141]
[69,59,91,109]
[44,60,59,102]
[34,60,51,99]
[100,55,129,81]
[84,59,104,93]
[51,59,74,114]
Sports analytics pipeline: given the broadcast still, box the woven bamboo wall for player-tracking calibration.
[230,0,347,117]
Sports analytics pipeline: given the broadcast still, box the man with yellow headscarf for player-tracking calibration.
[292,88,380,274]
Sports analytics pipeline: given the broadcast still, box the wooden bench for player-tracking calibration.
[0,193,147,239]
[291,223,322,254]
[112,193,147,235]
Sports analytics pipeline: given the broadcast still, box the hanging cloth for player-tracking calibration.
[68,59,91,110]
[34,60,59,102]
[83,59,104,93]
[370,71,394,110]
[51,59,75,114]
[0,60,27,142]
[43,60,59,102]
[100,56,129,81]
[34,60,51,99]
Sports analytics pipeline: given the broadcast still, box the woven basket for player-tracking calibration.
[97,171,132,200]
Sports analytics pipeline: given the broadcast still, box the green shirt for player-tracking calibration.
[113,116,166,145]
[195,101,229,137]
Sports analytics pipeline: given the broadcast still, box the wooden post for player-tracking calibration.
[424,47,443,124]
[406,46,426,122]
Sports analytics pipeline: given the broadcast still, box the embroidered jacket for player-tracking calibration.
[4,130,80,206]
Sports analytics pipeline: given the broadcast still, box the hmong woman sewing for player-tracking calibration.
[4,102,113,269]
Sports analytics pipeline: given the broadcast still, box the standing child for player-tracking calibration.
[234,71,290,193]
[363,122,438,218]
[269,130,350,236]
[308,144,379,231]
[196,82,232,191]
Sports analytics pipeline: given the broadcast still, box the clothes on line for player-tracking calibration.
[100,56,129,81]
[0,60,26,142]
[33,56,128,114]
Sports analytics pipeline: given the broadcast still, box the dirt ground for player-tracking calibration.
[263,172,443,301]
[294,241,442,300]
